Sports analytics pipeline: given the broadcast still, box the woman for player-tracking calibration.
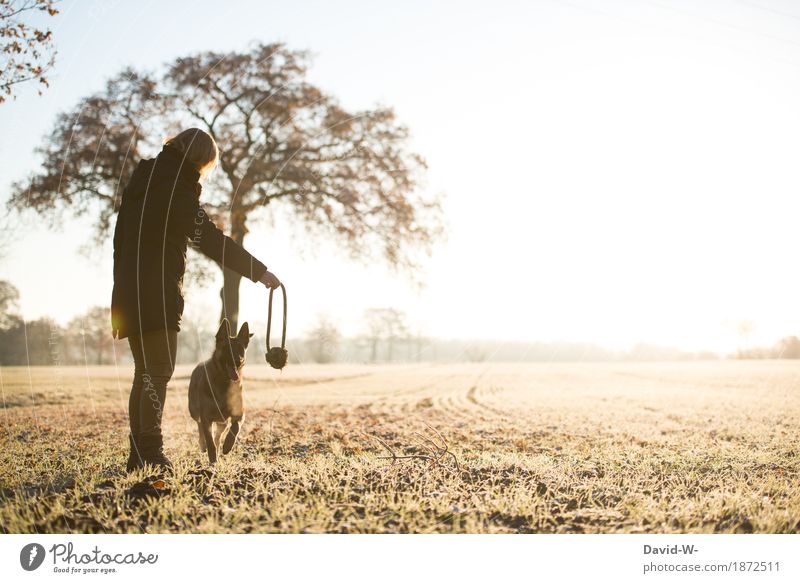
[111,128,280,472]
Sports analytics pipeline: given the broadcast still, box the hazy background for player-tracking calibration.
[3,0,800,356]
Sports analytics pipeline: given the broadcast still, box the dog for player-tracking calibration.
[188,319,253,464]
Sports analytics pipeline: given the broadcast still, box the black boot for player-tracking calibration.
[127,374,143,472]
[137,367,172,472]
[138,434,173,472]
[126,434,143,472]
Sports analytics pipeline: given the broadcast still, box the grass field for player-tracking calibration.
[0,361,798,533]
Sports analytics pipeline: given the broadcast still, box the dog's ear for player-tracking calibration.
[216,319,231,342]
[237,322,251,345]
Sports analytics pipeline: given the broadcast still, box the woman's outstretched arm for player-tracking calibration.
[169,186,279,287]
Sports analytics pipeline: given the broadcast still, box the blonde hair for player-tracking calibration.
[165,128,219,179]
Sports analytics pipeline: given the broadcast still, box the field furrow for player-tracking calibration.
[1,361,798,533]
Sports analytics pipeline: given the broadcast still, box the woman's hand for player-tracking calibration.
[259,270,281,289]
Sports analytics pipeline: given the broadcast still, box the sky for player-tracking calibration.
[2,0,800,353]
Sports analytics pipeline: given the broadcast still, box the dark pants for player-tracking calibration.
[128,329,177,438]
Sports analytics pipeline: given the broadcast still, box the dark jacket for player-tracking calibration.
[111,145,267,339]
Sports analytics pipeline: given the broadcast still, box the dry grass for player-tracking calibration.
[0,361,798,533]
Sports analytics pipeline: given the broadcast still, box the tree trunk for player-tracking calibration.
[219,212,248,330]
[219,269,242,330]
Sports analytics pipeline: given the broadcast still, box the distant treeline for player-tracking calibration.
[0,323,728,366]
[3,280,800,365]
[0,324,753,366]
[6,316,800,367]
[733,336,800,360]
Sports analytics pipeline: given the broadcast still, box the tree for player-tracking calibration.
[362,308,408,362]
[68,305,115,365]
[0,316,58,365]
[305,314,340,364]
[10,70,163,243]
[0,279,20,329]
[10,43,444,330]
[178,302,219,363]
[0,280,23,365]
[1,0,59,103]
[464,344,488,362]
[776,336,800,359]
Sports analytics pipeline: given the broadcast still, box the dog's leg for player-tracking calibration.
[222,416,242,454]
[213,422,227,451]
[198,420,207,452]
[200,418,216,464]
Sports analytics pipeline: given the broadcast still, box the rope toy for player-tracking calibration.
[265,283,288,369]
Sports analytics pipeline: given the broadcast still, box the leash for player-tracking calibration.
[265,283,288,369]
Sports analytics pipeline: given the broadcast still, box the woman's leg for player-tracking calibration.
[130,329,177,470]
[127,337,145,437]
[126,334,148,471]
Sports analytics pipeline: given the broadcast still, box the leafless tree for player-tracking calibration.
[68,305,115,365]
[362,307,408,362]
[305,314,340,363]
[178,303,218,363]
